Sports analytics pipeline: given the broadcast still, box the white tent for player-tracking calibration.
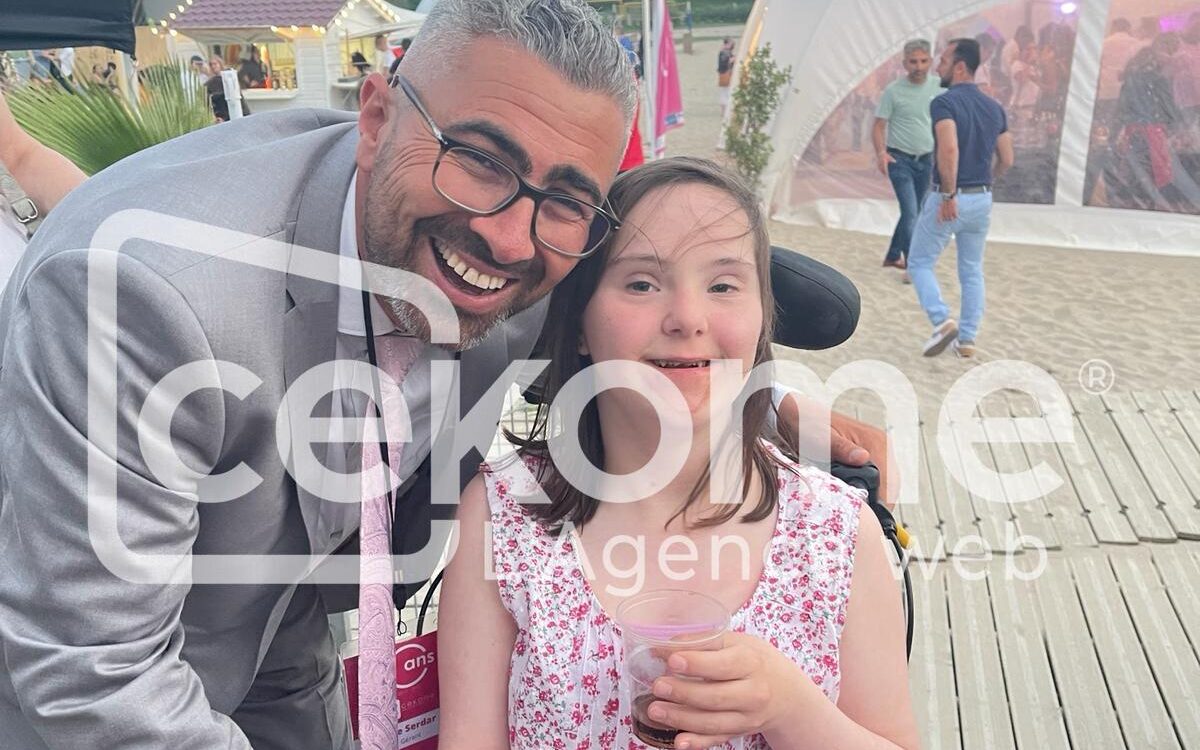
[737,0,1200,256]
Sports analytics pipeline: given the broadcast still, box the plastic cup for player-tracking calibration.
[615,589,729,748]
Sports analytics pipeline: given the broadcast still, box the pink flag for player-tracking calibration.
[653,0,684,157]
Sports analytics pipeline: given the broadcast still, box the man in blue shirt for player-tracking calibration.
[908,37,1013,358]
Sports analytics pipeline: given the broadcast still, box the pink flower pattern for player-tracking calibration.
[482,444,864,749]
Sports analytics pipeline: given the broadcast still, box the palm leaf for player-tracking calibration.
[8,63,213,176]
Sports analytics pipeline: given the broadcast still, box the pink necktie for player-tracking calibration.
[358,334,421,750]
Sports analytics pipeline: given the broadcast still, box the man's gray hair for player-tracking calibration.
[903,38,932,56]
[408,0,637,126]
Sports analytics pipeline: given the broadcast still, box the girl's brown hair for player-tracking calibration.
[508,156,793,531]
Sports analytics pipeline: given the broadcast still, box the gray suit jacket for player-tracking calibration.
[0,110,545,749]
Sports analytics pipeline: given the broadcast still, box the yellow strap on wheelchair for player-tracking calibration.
[894,522,911,550]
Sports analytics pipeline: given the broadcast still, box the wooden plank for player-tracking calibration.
[861,403,942,556]
[1077,412,1177,542]
[979,398,1061,551]
[1055,415,1142,544]
[1108,410,1200,538]
[1141,409,1200,504]
[904,426,946,561]
[1034,556,1125,749]
[1101,391,1141,414]
[1132,390,1171,412]
[1151,544,1200,662]
[1171,409,1200,467]
[1163,390,1200,413]
[946,567,1016,750]
[1006,393,1105,548]
[1070,391,1110,415]
[922,420,981,556]
[941,417,1016,554]
[1110,549,1200,748]
[1071,554,1181,749]
[988,573,1071,750]
[907,566,960,750]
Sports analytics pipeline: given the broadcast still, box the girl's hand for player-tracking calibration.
[646,632,821,749]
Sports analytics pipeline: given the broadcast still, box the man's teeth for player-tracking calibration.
[653,360,710,368]
[436,244,508,291]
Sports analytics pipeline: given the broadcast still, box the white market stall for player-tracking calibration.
[163,0,424,113]
[737,0,1200,256]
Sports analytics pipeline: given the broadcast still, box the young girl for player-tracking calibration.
[438,158,918,750]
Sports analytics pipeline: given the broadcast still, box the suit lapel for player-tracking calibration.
[282,128,358,557]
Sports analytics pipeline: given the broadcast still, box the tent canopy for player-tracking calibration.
[737,0,1200,256]
[0,0,136,55]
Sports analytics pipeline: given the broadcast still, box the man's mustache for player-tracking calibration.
[414,214,541,278]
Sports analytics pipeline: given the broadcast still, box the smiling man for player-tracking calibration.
[0,1,884,748]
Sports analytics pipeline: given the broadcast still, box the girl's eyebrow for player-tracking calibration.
[608,254,755,269]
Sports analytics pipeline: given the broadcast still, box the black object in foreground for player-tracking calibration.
[769,245,861,351]
[0,0,136,55]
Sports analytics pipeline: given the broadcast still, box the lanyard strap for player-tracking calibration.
[361,290,396,520]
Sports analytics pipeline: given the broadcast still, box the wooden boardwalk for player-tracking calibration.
[896,389,1200,750]
[406,387,1200,749]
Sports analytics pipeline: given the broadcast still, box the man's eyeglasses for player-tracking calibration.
[389,74,619,259]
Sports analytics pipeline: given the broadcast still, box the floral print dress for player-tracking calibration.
[482,443,864,749]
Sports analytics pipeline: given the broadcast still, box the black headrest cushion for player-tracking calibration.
[769,245,860,350]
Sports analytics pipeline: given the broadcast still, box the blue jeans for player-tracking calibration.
[884,149,933,262]
[907,191,993,343]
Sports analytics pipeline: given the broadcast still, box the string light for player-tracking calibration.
[169,28,178,36]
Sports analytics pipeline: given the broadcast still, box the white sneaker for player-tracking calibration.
[922,319,958,357]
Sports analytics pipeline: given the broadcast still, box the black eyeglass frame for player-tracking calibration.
[389,73,621,259]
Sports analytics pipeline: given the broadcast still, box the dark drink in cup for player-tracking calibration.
[632,693,678,748]
[616,590,729,748]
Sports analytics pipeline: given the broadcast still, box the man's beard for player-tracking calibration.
[360,178,547,350]
[940,72,952,88]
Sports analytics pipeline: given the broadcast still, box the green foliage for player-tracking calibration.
[723,43,791,191]
[7,63,213,176]
[686,0,753,25]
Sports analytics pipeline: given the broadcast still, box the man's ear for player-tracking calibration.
[356,72,392,172]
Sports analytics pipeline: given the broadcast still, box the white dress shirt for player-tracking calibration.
[329,173,454,502]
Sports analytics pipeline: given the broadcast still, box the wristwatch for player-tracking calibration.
[939,189,958,201]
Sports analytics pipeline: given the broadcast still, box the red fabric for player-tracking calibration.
[619,95,644,172]
[1121,123,1173,188]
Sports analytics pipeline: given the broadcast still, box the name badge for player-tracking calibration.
[343,630,440,748]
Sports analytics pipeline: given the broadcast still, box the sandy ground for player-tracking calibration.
[661,32,1200,408]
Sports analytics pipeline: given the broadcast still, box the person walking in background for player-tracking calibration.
[1096,19,1143,128]
[874,39,942,274]
[1109,41,1187,210]
[717,37,735,117]
[908,37,1013,359]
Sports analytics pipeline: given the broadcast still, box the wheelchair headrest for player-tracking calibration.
[769,245,860,350]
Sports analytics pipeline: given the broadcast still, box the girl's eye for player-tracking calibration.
[710,282,738,293]
[627,280,656,292]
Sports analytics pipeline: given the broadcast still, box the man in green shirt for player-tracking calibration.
[873,39,943,271]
